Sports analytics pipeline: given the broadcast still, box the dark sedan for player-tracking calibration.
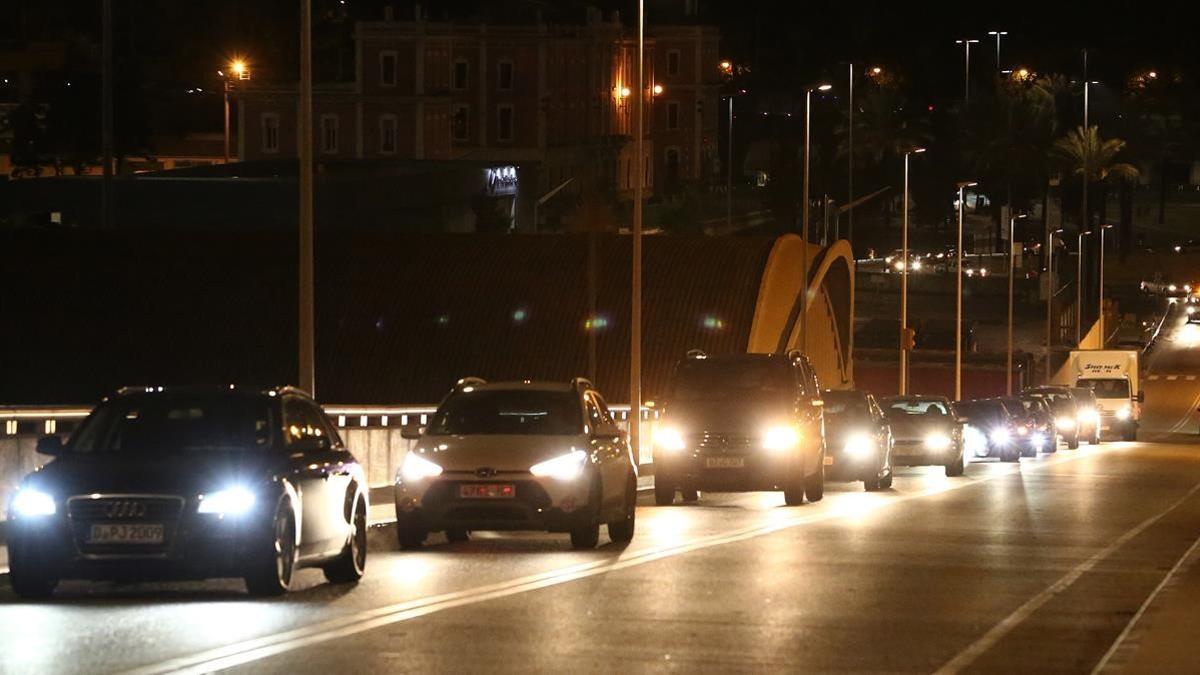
[5,386,369,598]
[821,390,893,491]
[955,399,1020,462]
[999,396,1055,457]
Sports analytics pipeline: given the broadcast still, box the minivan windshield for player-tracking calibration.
[822,392,870,418]
[427,390,582,435]
[71,394,274,453]
[883,399,950,417]
[671,360,794,403]
[1077,378,1131,398]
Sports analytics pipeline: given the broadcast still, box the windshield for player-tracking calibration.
[1077,378,1131,398]
[671,360,794,403]
[883,399,949,417]
[822,393,870,418]
[427,390,582,435]
[956,401,1007,421]
[71,394,274,453]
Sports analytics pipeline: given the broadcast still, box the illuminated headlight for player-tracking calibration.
[911,260,923,271]
[197,486,256,515]
[530,449,587,480]
[1055,416,1076,430]
[1169,284,1178,292]
[893,261,905,271]
[990,428,1010,445]
[399,452,444,482]
[653,425,686,452]
[1031,432,1047,448]
[1116,406,1132,421]
[1189,306,1196,316]
[12,488,56,518]
[843,433,874,458]
[762,425,800,452]
[924,433,952,450]
[1017,425,1029,436]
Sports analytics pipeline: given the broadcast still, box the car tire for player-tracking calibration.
[680,487,700,503]
[324,497,367,584]
[784,473,805,505]
[445,528,470,543]
[1021,445,1037,458]
[607,474,637,544]
[803,461,825,503]
[569,520,600,550]
[1090,432,1100,445]
[1123,427,1137,442]
[653,475,675,506]
[245,502,297,597]
[1067,433,1079,450]
[1001,447,1020,463]
[862,470,881,492]
[396,516,428,550]
[879,470,894,489]
[8,545,58,599]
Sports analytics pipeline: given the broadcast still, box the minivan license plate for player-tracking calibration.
[460,484,516,499]
[705,457,745,469]
[88,523,164,545]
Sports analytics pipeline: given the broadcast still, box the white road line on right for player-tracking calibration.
[1167,375,1179,381]
[1091,526,1200,673]
[934,476,1200,675]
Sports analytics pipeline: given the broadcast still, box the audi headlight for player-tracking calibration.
[843,433,874,458]
[653,425,686,452]
[924,433,952,450]
[530,449,587,480]
[197,486,256,515]
[990,428,1010,445]
[400,452,444,482]
[1055,416,1075,430]
[12,488,56,518]
[1116,406,1132,421]
[762,425,800,452]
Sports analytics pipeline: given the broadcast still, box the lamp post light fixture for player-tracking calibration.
[955,181,978,401]
[801,83,833,352]
[1046,227,1063,382]
[1007,213,1028,394]
[221,59,249,163]
[987,31,1008,70]
[1099,223,1113,345]
[956,39,980,104]
[899,147,926,395]
[1076,230,1093,345]
[631,0,645,461]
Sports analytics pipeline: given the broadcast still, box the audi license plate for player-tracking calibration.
[705,457,745,469]
[460,484,516,499]
[88,523,164,545]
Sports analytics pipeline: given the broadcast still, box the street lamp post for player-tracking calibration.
[988,31,1008,70]
[1076,230,1092,345]
[1007,213,1028,395]
[298,0,315,395]
[801,83,833,352]
[727,95,733,229]
[955,181,977,401]
[1046,227,1063,382]
[630,0,645,461]
[900,147,926,395]
[221,60,247,164]
[956,39,980,104]
[847,63,854,247]
[1099,223,1113,345]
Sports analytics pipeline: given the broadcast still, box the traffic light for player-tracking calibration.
[901,326,917,351]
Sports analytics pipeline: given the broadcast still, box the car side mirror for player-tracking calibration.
[36,435,66,456]
[401,424,425,440]
[592,422,623,439]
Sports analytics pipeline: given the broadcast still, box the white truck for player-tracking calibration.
[1067,350,1143,441]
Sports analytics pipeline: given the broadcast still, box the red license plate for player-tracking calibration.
[459,483,516,499]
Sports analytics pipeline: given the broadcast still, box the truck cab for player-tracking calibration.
[1069,350,1143,441]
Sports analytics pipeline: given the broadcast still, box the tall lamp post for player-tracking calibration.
[899,147,926,395]
[1099,223,1113,345]
[955,39,980,104]
[801,82,833,351]
[955,181,978,401]
[1046,227,1063,382]
[719,59,734,230]
[220,59,248,164]
[630,0,645,460]
[987,31,1008,70]
[847,63,855,247]
[1007,213,1028,394]
[298,0,315,395]
[1076,230,1092,345]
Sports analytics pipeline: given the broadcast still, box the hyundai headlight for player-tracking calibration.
[990,428,1010,445]
[197,486,256,515]
[530,449,587,480]
[653,425,686,452]
[399,452,444,482]
[842,433,874,458]
[1116,406,1132,421]
[12,488,56,518]
[924,433,952,450]
[762,425,800,452]
[1055,416,1075,430]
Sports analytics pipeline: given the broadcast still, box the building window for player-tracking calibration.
[498,60,514,90]
[667,101,680,130]
[380,51,397,87]
[379,114,397,154]
[261,113,280,153]
[667,50,680,77]
[320,114,339,153]
[452,104,470,141]
[497,105,513,142]
[453,59,469,90]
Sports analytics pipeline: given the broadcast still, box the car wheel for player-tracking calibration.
[1001,447,1020,463]
[680,487,700,503]
[445,528,470,543]
[653,475,675,506]
[1090,432,1100,445]
[569,520,600,549]
[803,462,825,503]
[324,497,367,584]
[8,544,58,599]
[1067,433,1079,450]
[396,516,428,550]
[784,471,805,505]
[1021,445,1037,458]
[862,470,881,492]
[879,470,894,489]
[1123,427,1137,442]
[607,474,637,544]
[245,502,297,597]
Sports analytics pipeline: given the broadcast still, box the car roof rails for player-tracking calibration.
[571,377,595,392]
[455,376,488,392]
[685,349,708,360]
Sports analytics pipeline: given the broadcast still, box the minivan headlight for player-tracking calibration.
[530,450,587,480]
[1055,416,1075,430]
[843,433,874,457]
[400,452,444,482]
[653,425,686,452]
[762,425,800,452]
[1116,406,1132,420]
[12,488,56,517]
[924,433,952,450]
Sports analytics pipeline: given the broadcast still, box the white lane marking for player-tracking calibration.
[1091,528,1200,673]
[122,449,1107,675]
[934,477,1200,675]
[1148,375,1161,381]
[1189,376,1197,381]
[1167,375,1179,381]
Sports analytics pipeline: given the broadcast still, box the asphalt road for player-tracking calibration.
[4,315,1200,674]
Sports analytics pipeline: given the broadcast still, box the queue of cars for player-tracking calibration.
[5,352,1112,599]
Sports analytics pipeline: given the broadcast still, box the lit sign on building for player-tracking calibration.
[486,166,519,196]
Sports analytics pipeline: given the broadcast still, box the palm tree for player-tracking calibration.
[1053,126,1140,232]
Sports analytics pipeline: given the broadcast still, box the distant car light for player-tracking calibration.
[911,260,923,271]
[1056,416,1076,430]
[399,452,444,482]
[762,425,800,451]
[1116,406,1132,421]
[530,449,587,480]
[924,433,952,450]
[1169,284,1178,292]
[653,425,686,452]
[12,488,56,518]
[843,433,874,458]
[197,486,256,515]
